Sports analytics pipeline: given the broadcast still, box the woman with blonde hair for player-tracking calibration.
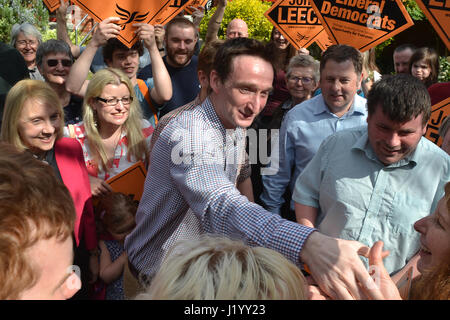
[0,79,98,299]
[65,68,153,196]
[136,235,308,300]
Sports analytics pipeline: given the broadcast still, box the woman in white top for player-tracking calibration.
[65,68,153,196]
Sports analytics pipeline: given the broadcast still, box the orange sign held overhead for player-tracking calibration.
[43,0,61,12]
[425,97,450,147]
[314,28,333,51]
[415,0,450,50]
[152,0,192,25]
[264,0,326,50]
[106,161,147,201]
[185,0,209,15]
[72,0,173,47]
[309,0,414,51]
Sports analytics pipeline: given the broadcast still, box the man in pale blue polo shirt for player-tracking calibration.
[293,74,450,275]
[261,45,368,220]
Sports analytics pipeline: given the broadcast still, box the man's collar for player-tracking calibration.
[352,131,419,168]
[314,94,366,117]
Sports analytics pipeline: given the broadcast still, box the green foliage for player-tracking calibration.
[199,0,273,42]
[0,0,49,43]
[403,0,425,21]
[438,56,450,82]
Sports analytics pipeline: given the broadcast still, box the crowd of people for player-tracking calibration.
[0,0,449,300]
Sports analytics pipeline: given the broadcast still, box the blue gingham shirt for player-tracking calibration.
[293,126,450,275]
[261,94,367,214]
[124,97,315,278]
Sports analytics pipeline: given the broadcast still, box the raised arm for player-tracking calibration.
[205,0,227,44]
[65,17,121,96]
[56,0,81,58]
[134,23,172,105]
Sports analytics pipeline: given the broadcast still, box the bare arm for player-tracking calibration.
[205,0,227,44]
[56,0,80,58]
[237,177,254,202]
[295,202,317,228]
[134,23,172,105]
[99,240,128,285]
[154,24,165,57]
[65,17,121,96]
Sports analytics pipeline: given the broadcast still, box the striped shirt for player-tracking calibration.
[124,97,315,280]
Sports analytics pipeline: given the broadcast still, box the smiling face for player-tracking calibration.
[210,55,273,129]
[39,52,72,86]
[15,32,39,67]
[18,98,61,156]
[367,105,426,165]
[319,59,361,117]
[411,59,431,82]
[272,28,289,50]
[165,25,197,68]
[286,66,317,104]
[92,83,131,129]
[107,49,140,81]
[414,196,450,274]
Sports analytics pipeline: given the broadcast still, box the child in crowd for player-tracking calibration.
[409,47,440,88]
[96,192,138,300]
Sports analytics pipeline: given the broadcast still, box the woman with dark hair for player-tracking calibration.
[409,47,440,88]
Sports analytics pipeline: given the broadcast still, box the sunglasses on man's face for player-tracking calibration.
[46,59,73,67]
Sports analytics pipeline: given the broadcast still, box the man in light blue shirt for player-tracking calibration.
[261,45,368,218]
[293,74,450,275]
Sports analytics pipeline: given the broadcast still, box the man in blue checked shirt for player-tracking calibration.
[125,38,386,300]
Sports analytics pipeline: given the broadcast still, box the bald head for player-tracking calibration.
[226,19,248,39]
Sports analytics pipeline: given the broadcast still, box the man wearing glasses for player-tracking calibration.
[261,44,367,219]
[36,39,83,125]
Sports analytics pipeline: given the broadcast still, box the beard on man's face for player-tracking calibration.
[166,46,195,67]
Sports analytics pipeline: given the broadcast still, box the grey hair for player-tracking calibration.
[10,23,42,47]
[36,39,73,68]
[286,54,320,82]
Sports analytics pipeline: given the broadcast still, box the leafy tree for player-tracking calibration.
[199,0,274,42]
[0,0,49,43]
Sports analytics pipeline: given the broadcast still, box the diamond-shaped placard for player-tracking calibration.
[425,97,450,147]
[314,28,333,51]
[72,0,173,48]
[43,0,60,12]
[415,0,450,50]
[264,0,327,50]
[151,0,193,25]
[309,0,414,52]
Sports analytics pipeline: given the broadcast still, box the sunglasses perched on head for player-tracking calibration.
[46,59,73,67]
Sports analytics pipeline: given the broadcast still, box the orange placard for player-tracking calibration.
[72,0,173,47]
[314,27,333,51]
[264,0,327,50]
[43,0,61,12]
[309,0,414,52]
[106,161,147,201]
[184,0,209,15]
[152,0,193,25]
[425,97,450,147]
[415,0,450,50]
